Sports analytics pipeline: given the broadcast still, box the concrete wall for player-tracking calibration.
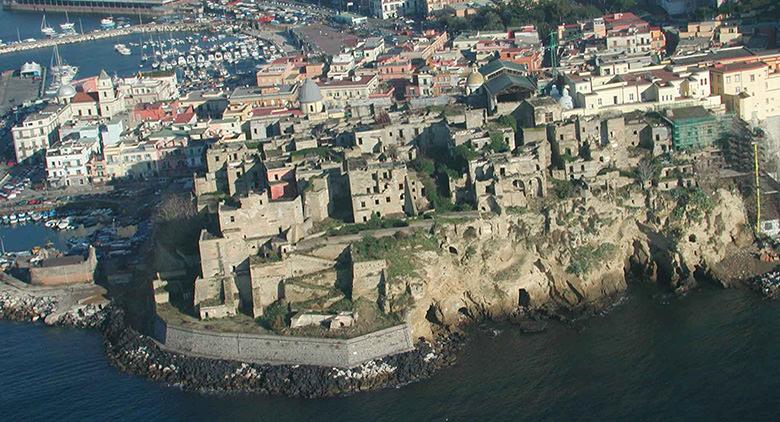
[29,247,97,286]
[154,318,414,368]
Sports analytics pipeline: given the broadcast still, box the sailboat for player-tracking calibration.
[45,44,78,96]
[40,15,57,37]
[60,11,76,33]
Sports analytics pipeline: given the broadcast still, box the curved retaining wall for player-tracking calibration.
[153,318,415,368]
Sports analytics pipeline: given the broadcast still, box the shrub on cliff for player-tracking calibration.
[256,300,290,332]
[567,243,618,276]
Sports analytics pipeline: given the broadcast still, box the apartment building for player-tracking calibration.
[710,61,780,121]
[45,137,101,188]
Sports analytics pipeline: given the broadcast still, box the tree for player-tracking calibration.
[635,157,656,189]
[497,114,518,133]
[153,193,200,254]
[694,159,720,194]
[154,193,196,224]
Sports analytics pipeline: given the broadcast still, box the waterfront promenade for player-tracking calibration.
[0,22,210,56]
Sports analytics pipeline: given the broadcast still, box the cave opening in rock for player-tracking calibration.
[425,304,442,325]
[689,234,696,243]
[518,288,531,308]
[448,246,458,255]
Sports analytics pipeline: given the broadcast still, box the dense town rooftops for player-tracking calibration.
[670,47,755,66]
[710,61,769,73]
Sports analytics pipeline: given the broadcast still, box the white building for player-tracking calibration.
[370,0,420,19]
[45,137,100,188]
[329,53,356,80]
[12,102,72,163]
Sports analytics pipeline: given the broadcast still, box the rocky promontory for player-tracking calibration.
[382,188,754,339]
[0,187,771,398]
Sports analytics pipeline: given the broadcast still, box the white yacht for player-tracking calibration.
[41,15,56,37]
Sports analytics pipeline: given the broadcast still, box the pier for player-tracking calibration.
[0,22,210,56]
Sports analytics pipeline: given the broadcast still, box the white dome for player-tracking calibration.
[299,78,322,103]
[57,84,76,99]
[550,85,561,99]
[559,87,574,111]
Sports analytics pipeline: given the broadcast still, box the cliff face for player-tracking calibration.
[386,189,752,339]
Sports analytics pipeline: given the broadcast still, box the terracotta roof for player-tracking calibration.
[251,107,303,117]
[71,92,99,104]
[711,61,768,73]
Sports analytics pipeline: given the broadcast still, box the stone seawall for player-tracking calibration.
[154,318,415,368]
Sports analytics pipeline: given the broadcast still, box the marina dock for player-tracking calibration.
[0,22,210,56]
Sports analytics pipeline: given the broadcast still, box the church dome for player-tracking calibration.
[57,84,76,99]
[466,68,485,89]
[299,78,322,103]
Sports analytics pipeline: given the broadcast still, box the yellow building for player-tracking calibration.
[710,62,780,121]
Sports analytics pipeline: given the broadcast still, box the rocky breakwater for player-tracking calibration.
[380,188,752,340]
[746,271,780,299]
[102,307,462,397]
[0,287,109,328]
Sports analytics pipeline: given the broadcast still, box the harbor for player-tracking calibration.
[0,21,210,55]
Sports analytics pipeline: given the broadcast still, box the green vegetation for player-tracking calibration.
[497,114,518,133]
[290,147,341,161]
[326,214,408,236]
[351,231,439,280]
[153,194,203,255]
[486,132,510,153]
[718,0,780,20]
[567,243,618,275]
[256,300,290,331]
[505,206,528,215]
[434,0,604,38]
[670,188,715,224]
[551,179,575,199]
[327,297,354,313]
[411,143,480,212]
[253,250,281,264]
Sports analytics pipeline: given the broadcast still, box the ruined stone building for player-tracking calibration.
[468,145,548,212]
[194,142,263,197]
[346,158,427,222]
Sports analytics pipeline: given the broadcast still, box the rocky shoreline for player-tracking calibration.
[745,271,780,299]
[103,307,464,397]
[0,290,108,328]
[1,253,776,398]
[0,288,465,397]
